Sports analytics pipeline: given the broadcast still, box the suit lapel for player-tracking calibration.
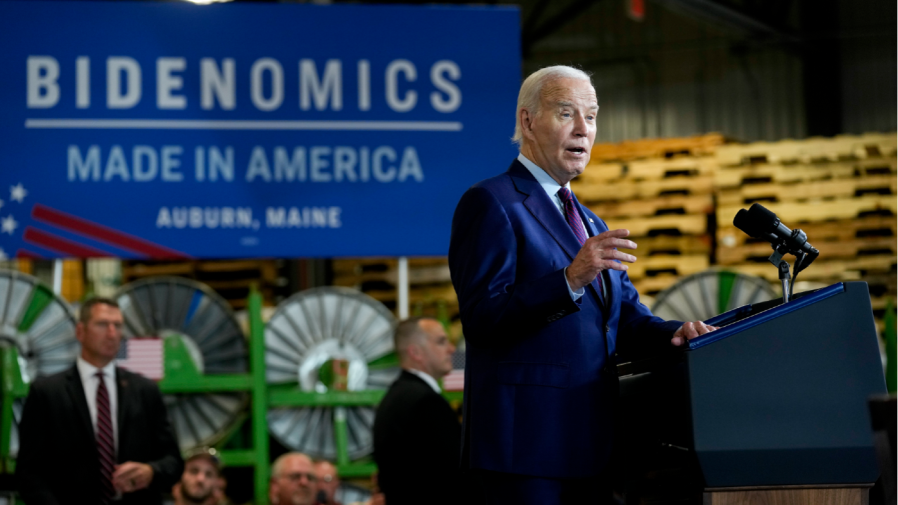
[508,161,583,262]
[65,365,95,439]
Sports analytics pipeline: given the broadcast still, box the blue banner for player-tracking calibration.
[0,1,520,259]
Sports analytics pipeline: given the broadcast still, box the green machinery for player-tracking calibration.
[0,270,81,474]
[1,273,463,504]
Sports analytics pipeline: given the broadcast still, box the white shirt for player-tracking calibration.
[518,153,608,302]
[406,368,441,394]
[76,357,119,453]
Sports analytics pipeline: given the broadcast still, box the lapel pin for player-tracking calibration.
[588,218,594,223]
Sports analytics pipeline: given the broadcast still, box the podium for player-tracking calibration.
[617,281,887,504]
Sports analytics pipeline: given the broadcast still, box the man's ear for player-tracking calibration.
[75,322,85,343]
[520,109,536,139]
[405,343,423,364]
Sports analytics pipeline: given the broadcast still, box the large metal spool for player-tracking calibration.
[265,286,399,460]
[115,276,249,452]
[651,269,778,322]
[0,270,79,458]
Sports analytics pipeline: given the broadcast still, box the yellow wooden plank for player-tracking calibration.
[588,194,714,219]
[717,195,897,224]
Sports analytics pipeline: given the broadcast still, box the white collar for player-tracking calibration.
[76,356,116,382]
[517,153,572,201]
[405,368,441,394]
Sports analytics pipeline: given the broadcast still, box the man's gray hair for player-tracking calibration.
[271,452,311,479]
[512,65,594,147]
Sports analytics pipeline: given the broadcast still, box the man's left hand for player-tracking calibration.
[671,321,718,347]
[112,462,154,493]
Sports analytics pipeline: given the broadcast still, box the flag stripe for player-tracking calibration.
[23,227,110,257]
[32,203,189,259]
[16,248,44,259]
[116,339,165,380]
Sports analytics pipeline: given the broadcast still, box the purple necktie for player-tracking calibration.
[557,187,604,301]
[95,371,115,503]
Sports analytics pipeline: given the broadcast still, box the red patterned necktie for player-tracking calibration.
[557,187,604,300]
[95,371,115,503]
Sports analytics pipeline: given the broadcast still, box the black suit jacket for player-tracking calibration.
[373,371,464,505]
[16,364,183,505]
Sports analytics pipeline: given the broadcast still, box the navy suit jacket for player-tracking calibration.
[448,159,682,478]
[16,364,183,505]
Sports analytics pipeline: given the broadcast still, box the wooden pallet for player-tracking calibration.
[631,275,683,296]
[717,237,898,265]
[717,195,897,225]
[626,158,718,180]
[333,263,451,289]
[724,255,897,282]
[624,254,710,280]
[716,134,897,166]
[619,235,712,256]
[714,160,896,188]
[716,175,897,206]
[717,216,897,248]
[588,194,713,219]
[331,257,447,273]
[364,283,460,316]
[715,163,853,187]
[604,214,708,236]
[863,271,898,296]
[580,158,717,184]
[573,175,714,202]
[590,133,726,162]
[122,259,283,309]
[332,258,451,287]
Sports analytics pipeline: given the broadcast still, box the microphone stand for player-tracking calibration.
[768,242,792,303]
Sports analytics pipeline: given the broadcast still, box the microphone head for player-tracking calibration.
[733,208,761,238]
[747,203,778,227]
[733,203,779,238]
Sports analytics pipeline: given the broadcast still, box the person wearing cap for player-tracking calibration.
[172,448,222,505]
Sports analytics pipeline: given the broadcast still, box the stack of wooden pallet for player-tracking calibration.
[331,257,458,330]
[122,259,286,309]
[572,134,725,297]
[714,133,897,327]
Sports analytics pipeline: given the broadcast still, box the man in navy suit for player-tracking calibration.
[448,66,716,504]
[16,297,182,504]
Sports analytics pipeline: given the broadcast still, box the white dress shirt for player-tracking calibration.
[406,368,441,394]
[518,153,609,302]
[76,357,119,453]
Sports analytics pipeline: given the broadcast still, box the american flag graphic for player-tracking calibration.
[442,349,465,391]
[0,181,187,260]
[115,338,165,381]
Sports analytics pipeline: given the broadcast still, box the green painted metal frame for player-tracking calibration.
[1,287,466,500]
[153,287,272,505]
[0,346,27,474]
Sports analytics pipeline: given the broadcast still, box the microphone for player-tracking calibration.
[733,203,819,266]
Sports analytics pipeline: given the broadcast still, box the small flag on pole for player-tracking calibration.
[443,350,465,391]
[115,337,164,380]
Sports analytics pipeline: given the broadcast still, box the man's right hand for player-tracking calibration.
[566,229,637,292]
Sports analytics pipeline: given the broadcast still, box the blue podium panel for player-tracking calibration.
[0,1,520,259]
[687,282,886,486]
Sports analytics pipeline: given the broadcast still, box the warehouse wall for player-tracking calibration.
[524,0,807,143]
[838,0,897,134]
